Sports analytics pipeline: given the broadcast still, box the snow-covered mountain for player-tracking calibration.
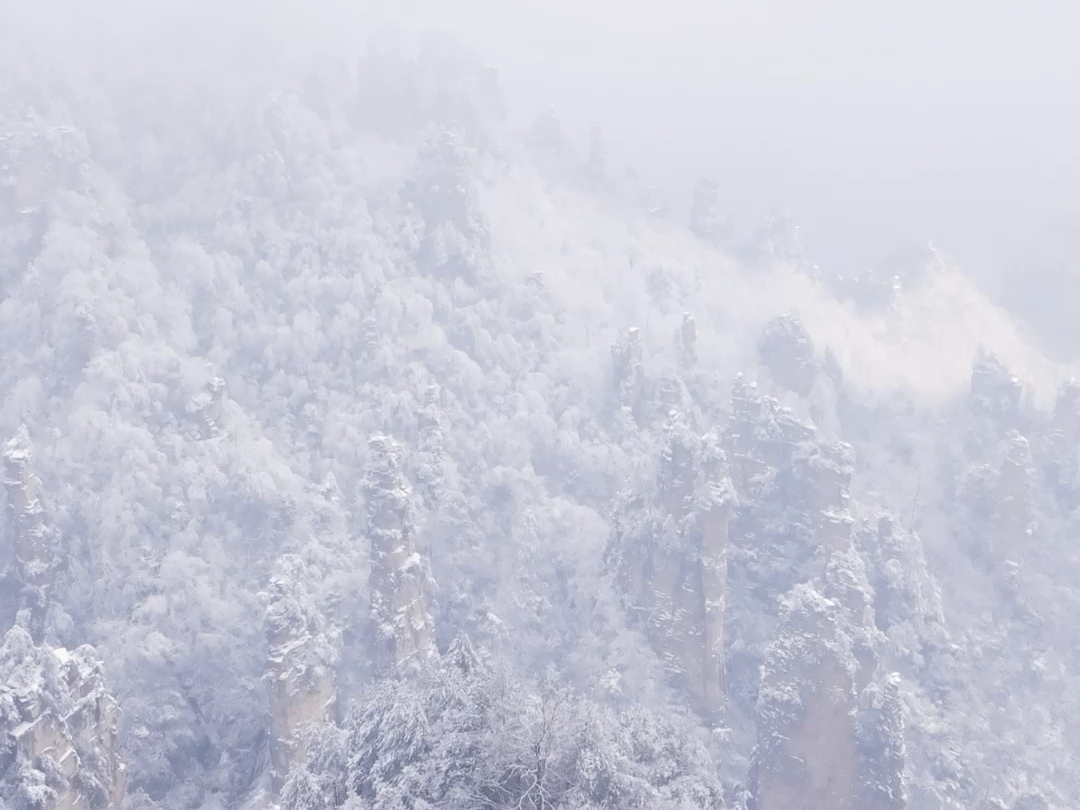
[1,21,1077,810]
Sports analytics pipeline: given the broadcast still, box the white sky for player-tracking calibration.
[358,0,1079,280]
[7,0,1079,282]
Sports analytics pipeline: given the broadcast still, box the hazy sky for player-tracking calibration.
[356,0,1078,282]
[7,0,1079,284]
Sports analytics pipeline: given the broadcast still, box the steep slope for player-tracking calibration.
[0,24,1077,810]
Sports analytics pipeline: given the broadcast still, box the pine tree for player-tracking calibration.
[280,768,330,810]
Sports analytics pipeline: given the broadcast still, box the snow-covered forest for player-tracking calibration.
[0,12,1078,810]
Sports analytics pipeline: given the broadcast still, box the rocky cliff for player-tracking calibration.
[264,555,338,795]
[365,435,436,675]
[0,627,126,810]
[611,413,736,717]
[2,427,55,641]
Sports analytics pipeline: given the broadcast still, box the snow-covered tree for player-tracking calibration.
[0,17,1076,810]
[364,435,436,675]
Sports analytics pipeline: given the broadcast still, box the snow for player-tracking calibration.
[0,23,1076,810]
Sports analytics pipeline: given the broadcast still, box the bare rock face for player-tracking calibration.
[855,673,907,810]
[724,374,765,496]
[754,583,860,810]
[755,400,817,472]
[724,375,817,501]
[822,547,879,689]
[365,435,436,675]
[751,500,907,810]
[2,427,57,641]
[0,626,126,810]
[793,441,856,552]
[856,514,946,657]
[957,430,1035,568]
[611,415,736,716]
[757,315,817,397]
[821,552,906,810]
[724,378,849,715]
[654,375,694,424]
[3,428,48,582]
[753,553,907,810]
[264,555,338,795]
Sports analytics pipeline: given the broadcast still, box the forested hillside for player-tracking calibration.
[0,19,1077,810]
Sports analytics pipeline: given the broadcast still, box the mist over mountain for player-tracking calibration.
[360,0,1079,360]
[1,8,1078,810]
